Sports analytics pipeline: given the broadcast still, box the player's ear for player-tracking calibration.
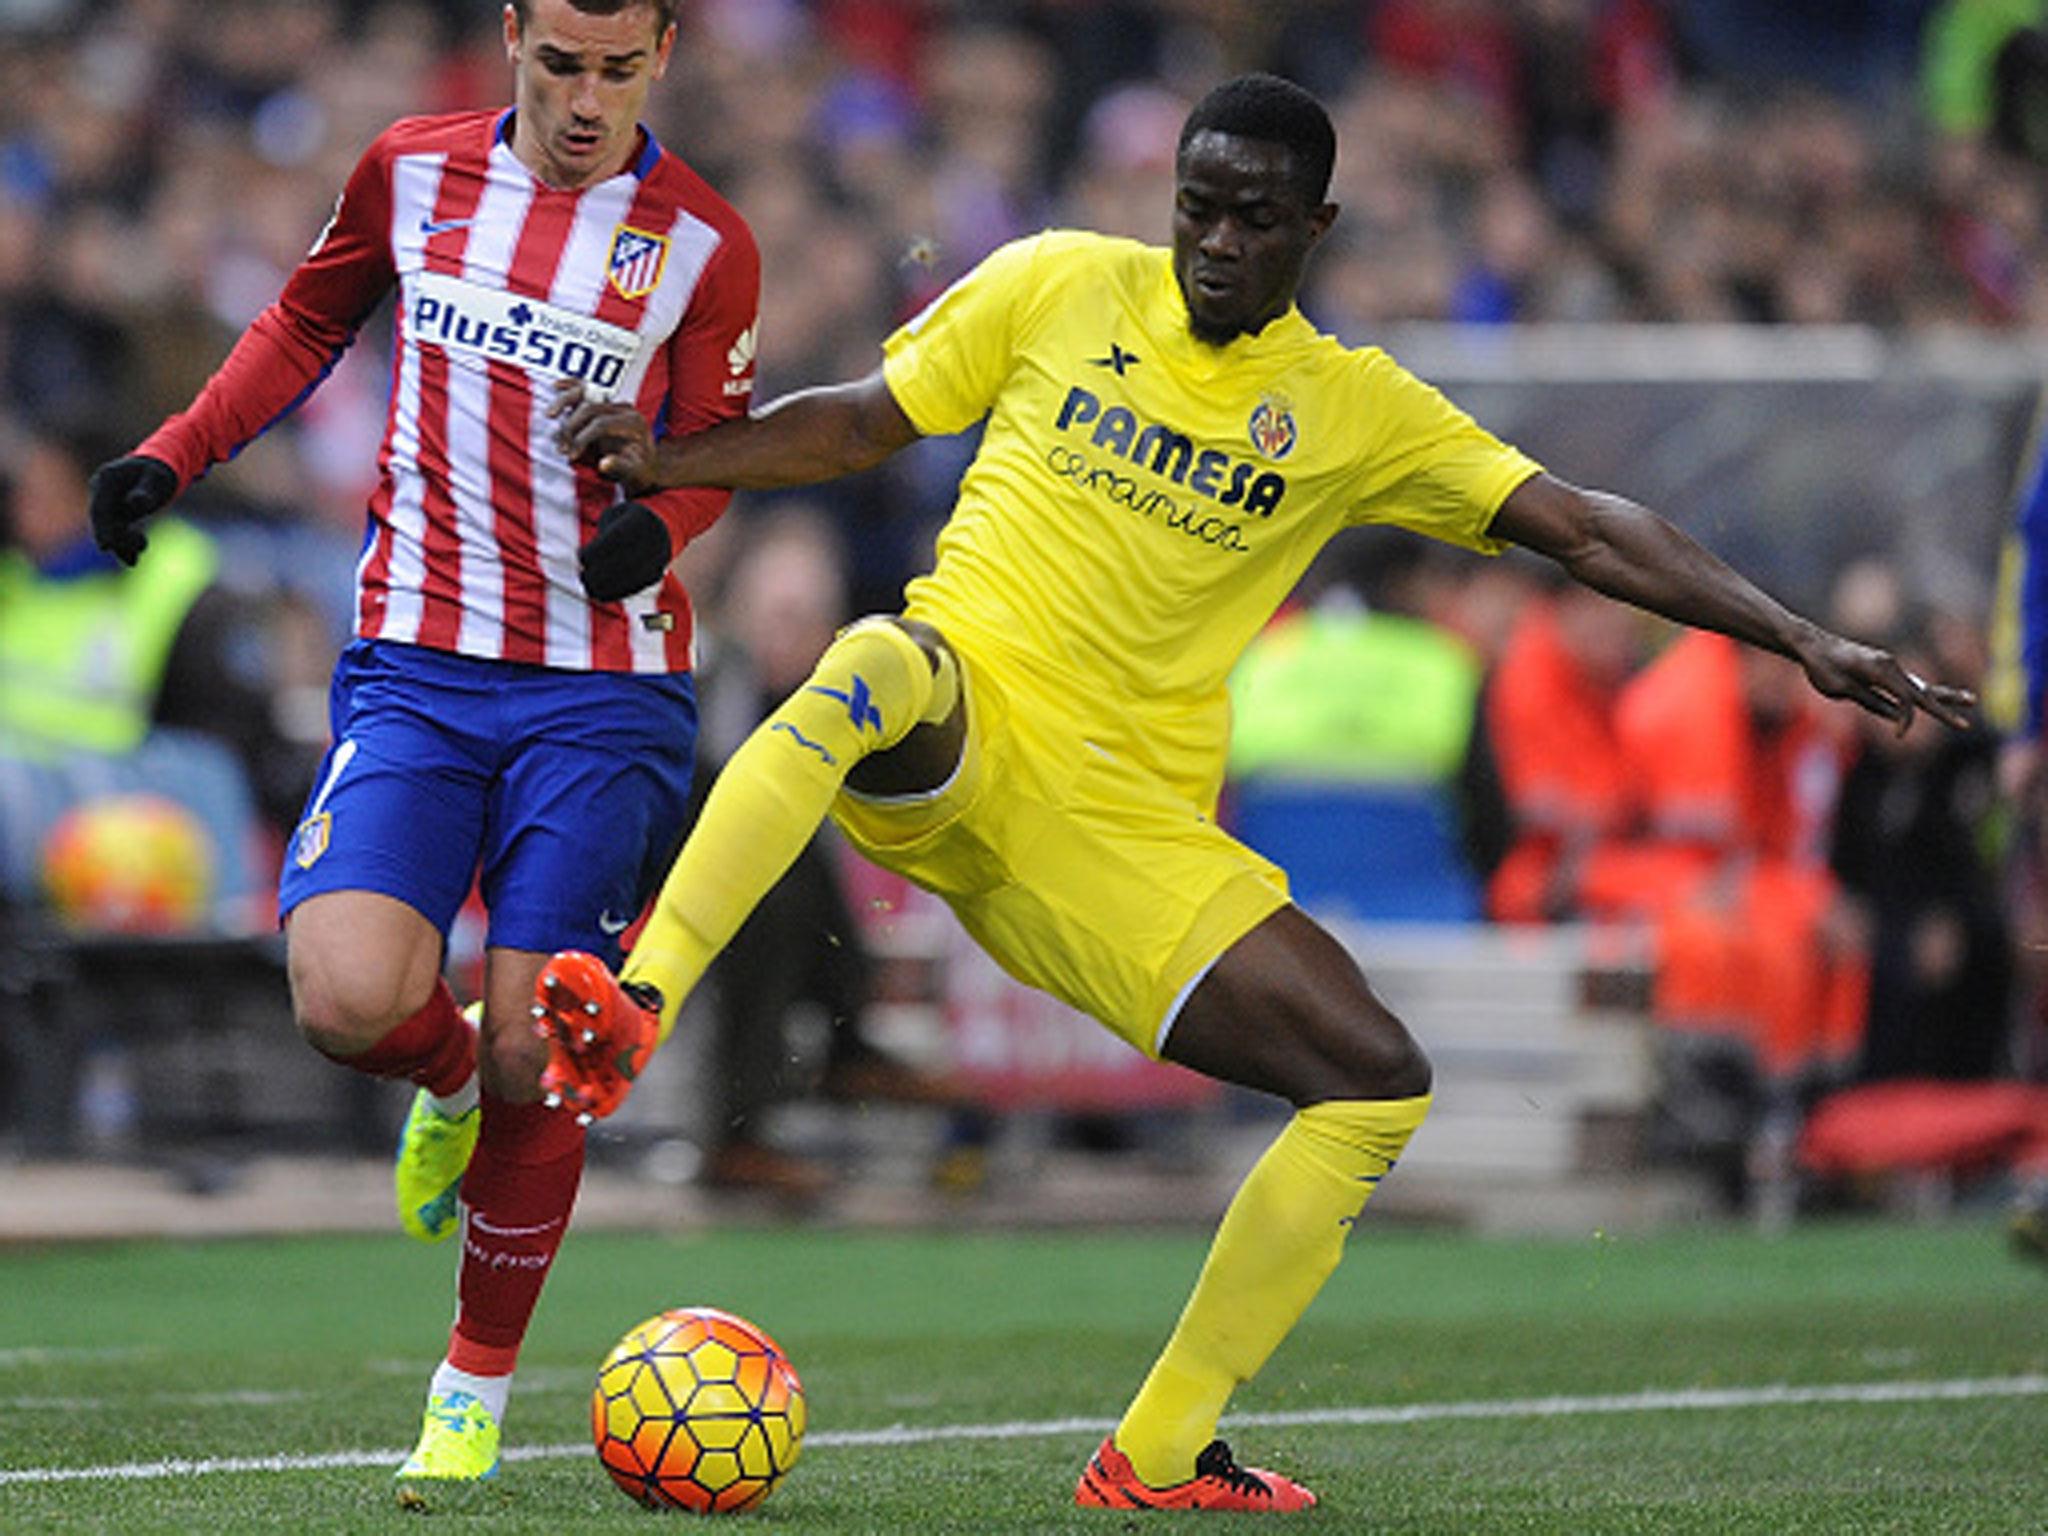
[502,3,521,61]
[1308,201,1338,246]
[652,21,677,77]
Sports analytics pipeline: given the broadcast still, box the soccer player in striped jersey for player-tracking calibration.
[86,0,757,1489]
[545,73,1972,1513]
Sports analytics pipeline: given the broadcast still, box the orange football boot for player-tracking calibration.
[1074,1436,1318,1512]
[533,950,662,1122]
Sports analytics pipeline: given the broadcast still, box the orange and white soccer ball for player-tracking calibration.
[39,793,214,933]
[592,1306,806,1513]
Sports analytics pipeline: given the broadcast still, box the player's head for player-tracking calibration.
[1172,73,1338,346]
[503,0,677,191]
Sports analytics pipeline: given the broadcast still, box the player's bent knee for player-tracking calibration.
[285,891,445,1059]
[1360,1019,1433,1100]
[1292,1003,1431,1104]
[290,985,399,1060]
[286,949,430,1060]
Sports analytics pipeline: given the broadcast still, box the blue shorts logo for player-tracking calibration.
[291,811,332,870]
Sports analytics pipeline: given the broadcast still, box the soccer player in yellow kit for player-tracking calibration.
[541,74,1972,1511]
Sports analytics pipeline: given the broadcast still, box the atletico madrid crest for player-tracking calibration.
[607,226,669,300]
[290,811,331,871]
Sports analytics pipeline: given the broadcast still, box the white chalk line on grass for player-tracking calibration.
[3,1374,2043,1487]
[0,1346,157,1369]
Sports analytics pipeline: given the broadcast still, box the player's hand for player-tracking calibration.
[86,454,177,566]
[1792,626,1975,734]
[578,500,672,602]
[551,379,657,491]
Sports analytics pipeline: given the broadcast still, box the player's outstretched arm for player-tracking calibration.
[552,370,920,495]
[1491,471,1976,732]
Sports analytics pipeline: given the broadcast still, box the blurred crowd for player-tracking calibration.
[9,2,2048,594]
[4,0,2048,1213]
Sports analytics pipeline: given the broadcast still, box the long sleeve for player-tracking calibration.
[637,217,760,550]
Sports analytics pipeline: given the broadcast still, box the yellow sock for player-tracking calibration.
[624,619,942,1041]
[1113,1093,1431,1486]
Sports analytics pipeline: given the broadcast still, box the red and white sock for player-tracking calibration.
[445,1093,585,1381]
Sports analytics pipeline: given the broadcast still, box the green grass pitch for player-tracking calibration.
[2,1217,2043,1532]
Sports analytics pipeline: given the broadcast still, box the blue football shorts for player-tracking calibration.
[278,638,696,964]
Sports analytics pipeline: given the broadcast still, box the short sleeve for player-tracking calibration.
[1344,353,1540,554]
[881,235,1047,436]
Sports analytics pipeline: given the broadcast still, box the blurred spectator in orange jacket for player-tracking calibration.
[1615,631,1865,1086]
[1482,578,1658,922]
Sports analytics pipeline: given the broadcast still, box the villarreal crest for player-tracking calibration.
[608,226,669,300]
[1248,396,1298,461]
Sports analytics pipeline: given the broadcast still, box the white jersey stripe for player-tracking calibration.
[525,384,587,668]
[450,165,534,657]
[635,209,720,395]
[378,152,448,647]
[539,174,638,669]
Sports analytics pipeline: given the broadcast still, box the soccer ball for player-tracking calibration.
[39,793,214,933]
[591,1306,806,1513]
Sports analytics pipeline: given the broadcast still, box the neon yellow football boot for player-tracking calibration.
[393,1003,481,1243]
[395,1389,501,1482]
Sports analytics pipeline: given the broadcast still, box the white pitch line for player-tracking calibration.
[0,1346,157,1370]
[2,1375,2043,1487]
[1,1390,311,1412]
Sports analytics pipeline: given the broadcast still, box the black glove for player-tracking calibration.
[578,500,672,602]
[86,455,178,566]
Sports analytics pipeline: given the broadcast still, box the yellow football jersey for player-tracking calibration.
[882,229,1540,810]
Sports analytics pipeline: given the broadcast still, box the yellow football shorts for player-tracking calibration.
[830,626,1291,1055]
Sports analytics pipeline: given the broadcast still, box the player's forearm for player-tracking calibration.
[1543,488,1813,659]
[651,376,915,491]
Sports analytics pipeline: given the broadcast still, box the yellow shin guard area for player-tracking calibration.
[625,619,940,1040]
[1113,1093,1432,1487]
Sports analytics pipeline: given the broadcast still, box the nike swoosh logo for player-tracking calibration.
[419,216,475,236]
[597,910,632,935]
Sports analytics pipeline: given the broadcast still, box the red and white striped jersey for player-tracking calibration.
[140,110,759,673]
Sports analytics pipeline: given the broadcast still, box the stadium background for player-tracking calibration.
[3,3,2048,1528]
[2,0,2046,1228]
